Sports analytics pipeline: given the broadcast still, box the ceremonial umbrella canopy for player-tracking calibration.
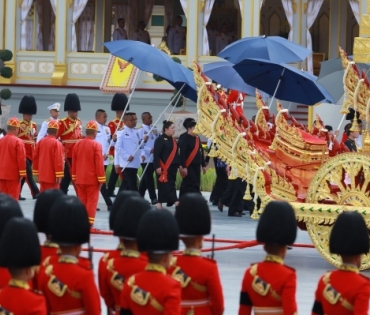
[233,58,334,106]
[218,35,312,64]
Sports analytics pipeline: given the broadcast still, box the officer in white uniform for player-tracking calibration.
[138,112,159,204]
[113,18,128,41]
[131,21,151,44]
[114,112,147,191]
[215,24,231,55]
[95,109,113,211]
[36,103,60,143]
[168,15,186,54]
[207,20,219,56]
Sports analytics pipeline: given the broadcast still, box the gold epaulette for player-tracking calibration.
[107,258,125,291]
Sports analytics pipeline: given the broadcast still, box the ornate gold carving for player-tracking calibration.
[360,14,370,37]
[157,40,171,55]
[353,37,370,63]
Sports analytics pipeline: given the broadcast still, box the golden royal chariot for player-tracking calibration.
[191,25,370,269]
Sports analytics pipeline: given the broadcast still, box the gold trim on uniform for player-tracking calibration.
[120,249,140,258]
[264,255,284,265]
[9,279,30,290]
[183,249,201,257]
[145,264,166,274]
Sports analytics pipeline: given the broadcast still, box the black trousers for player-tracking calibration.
[210,158,228,203]
[100,166,113,206]
[107,164,119,195]
[179,163,201,197]
[60,158,72,194]
[221,178,247,215]
[20,158,39,197]
[156,165,178,204]
[122,168,138,191]
[139,163,157,200]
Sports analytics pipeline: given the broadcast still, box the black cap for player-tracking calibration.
[0,218,41,268]
[49,196,90,245]
[33,189,64,234]
[114,196,151,239]
[111,93,129,111]
[18,95,37,115]
[109,191,141,230]
[0,193,23,240]
[346,108,360,120]
[64,93,81,111]
[137,209,179,253]
[330,211,369,255]
[175,193,211,236]
[182,117,195,129]
[256,201,297,245]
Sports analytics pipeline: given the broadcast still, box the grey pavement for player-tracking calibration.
[17,185,370,314]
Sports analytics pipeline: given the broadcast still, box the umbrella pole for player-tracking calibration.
[336,114,346,134]
[268,68,285,110]
[105,69,142,155]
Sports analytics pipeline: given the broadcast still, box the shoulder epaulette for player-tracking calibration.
[60,117,68,121]
[282,264,296,272]
[201,256,217,264]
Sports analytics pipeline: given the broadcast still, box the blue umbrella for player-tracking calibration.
[203,61,256,96]
[218,35,312,65]
[104,40,190,89]
[233,58,334,106]
[169,65,197,102]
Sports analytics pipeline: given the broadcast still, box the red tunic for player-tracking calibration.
[312,265,370,315]
[72,138,106,185]
[108,117,124,156]
[0,279,47,315]
[102,249,148,311]
[167,249,224,315]
[38,255,100,315]
[18,119,37,161]
[239,255,297,315]
[33,135,64,184]
[0,267,11,289]
[120,264,182,315]
[0,134,26,180]
[58,117,82,159]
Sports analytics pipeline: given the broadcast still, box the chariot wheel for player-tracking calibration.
[305,152,370,270]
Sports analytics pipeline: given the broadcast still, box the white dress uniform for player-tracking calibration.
[207,29,219,55]
[36,103,60,143]
[95,122,111,166]
[215,33,231,55]
[139,124,159,164]
[168,25,186,54]
[114,126,144,169]
[113,28,128,41]
[356,134,363,149]
[130,29,151,44]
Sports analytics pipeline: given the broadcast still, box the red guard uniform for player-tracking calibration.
[38,255,100,315]
[108,117,124,156]
[239,255,298,315]
[0,268,11,289]
[0,279,47,315]
[58,117,82,159]
[72,122,106,226]
[18,119,37,160]
[120,264,181,315]
[312,265,370,315]
[102,249,148,312]
[0,130,27,200]
[168,249,224,315]
[33,132,65,192]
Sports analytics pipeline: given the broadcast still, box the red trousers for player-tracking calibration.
[76,184,99,225]
[40,182,60,193]
[0,180,21,200]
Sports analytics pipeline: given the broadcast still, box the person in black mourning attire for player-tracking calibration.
[219,174,247,217]
[0,217,47,314]
[178,117,195,145]
[178,120,206,197]
[344,119,361,152]
[312,211,370,314]
[153,120,179,209]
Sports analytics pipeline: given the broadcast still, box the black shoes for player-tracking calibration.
[217,200,223,213]
[151,199,158,205]
[18,196,26,201]
[228,213,242,217]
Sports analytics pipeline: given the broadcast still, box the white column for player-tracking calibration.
[328,0,340,59]
[186,0,198,65]
[2,0,16,83]
[0,0,4,49]
[242,0,259,37]
[95,0,104,52]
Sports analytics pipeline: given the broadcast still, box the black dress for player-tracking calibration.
[153,134,179,203]
[178,133,205,197]
[344,138,357,152]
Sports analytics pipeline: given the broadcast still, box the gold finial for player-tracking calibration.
[350,117,361,133]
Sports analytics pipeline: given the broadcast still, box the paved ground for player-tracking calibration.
[17,185,370,314]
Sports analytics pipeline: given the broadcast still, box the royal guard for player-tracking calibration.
[120,210,182,314]
[72,120,106,227]
[98,190,141,309]
[0,217,47,314]
[312,211,370,315]
[38,195,101,314]
[58,93,82,194]
[0,194,23,289]
[239,201,298,315]
[18,95,40,200]
[107,93,129,197]
[171,193,224,315]
[0,117,27,200]
[33,120,65,192]
[36,102,60,143]
[100,196,150,313]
